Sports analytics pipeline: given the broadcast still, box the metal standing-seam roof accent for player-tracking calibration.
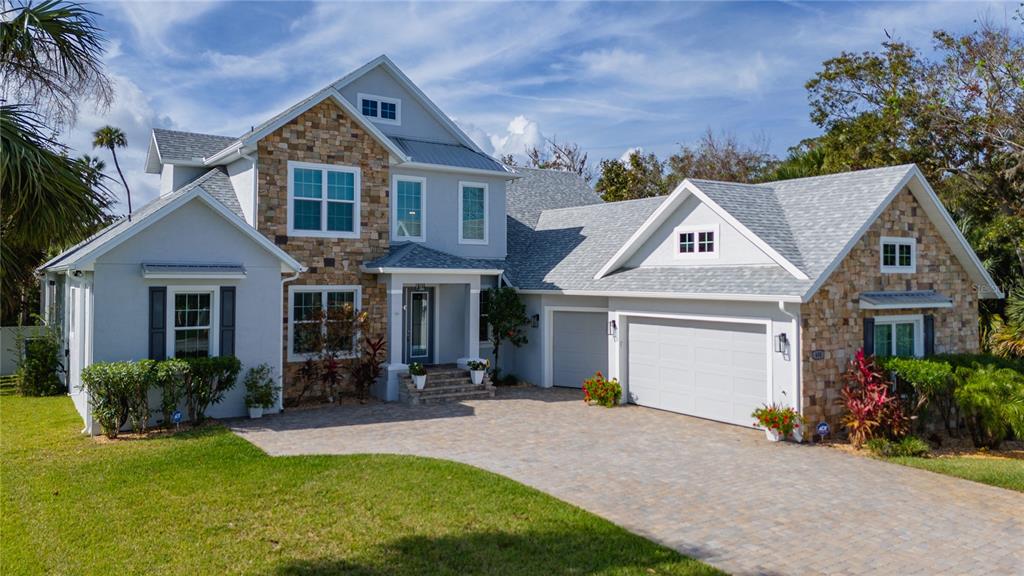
[363,243,504,272]
[859,290,954,310]
[141,263,247,278]
[391,137,507,173]
[152,128,237,162]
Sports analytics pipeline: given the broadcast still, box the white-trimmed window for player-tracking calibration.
[357,93,401,125]
[287,161,360,239]
[167,287,218,358]
[393,175,425,241]
[880,236,916,273]
[674,224,719,258]
[873,315,924,358]
[459,181,488,244]
[288,285,361,361]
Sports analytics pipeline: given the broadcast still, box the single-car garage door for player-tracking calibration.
[626,317,767,427]
[552,311,608,388]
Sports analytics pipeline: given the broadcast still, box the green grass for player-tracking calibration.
[1,396,721,576]
[888,454,1024,492]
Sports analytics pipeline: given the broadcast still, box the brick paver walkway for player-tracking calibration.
[232,387,1024,576]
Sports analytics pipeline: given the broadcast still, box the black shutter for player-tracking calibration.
[149,287,167,360]
[923,315,935,357]
[863,317,875,356]
[220,286,236,357]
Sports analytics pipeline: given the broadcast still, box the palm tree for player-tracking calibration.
[92,125,131,219]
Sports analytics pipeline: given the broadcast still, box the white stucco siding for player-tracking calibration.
[625,195,775,268]
[227,157,255,225]
[337,66,458,144]
[389,167,508,259]
[159,164,206,197]
[91,198,287,420]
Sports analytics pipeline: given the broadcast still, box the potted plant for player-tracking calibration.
[409,362,427,390]
[244,364,278,419]
[467,359,488,385]
[751,404,801,442]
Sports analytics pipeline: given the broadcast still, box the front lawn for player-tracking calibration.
[888,455,1024,492]
[1,395,721,576]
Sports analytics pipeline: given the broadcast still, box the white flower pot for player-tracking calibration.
[791,425,803,443]
[413,374,427,389]
[765,428,783,442]
[248,406,263,419]
[470,370,485,385]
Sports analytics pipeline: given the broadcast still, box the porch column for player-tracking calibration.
[388,283,404,366]
[466,276,481,360]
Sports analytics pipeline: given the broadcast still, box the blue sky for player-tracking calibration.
[69,1,1014,211]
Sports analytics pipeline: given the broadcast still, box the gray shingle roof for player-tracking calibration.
[392,137,506,173]
[506,167,602,229]
[363,243,504,271]
[41,169,243,271]
[152,128,236,162]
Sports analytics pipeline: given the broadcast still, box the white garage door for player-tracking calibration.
[552,311,608,388]
[626,317,767,427]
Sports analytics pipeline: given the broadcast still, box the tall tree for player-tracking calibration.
[594,150,667,202]
[664,129,776,188]
[0,0,114,322]
[92,125,131,218]
[524,138,592,182]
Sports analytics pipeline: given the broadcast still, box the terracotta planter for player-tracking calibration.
[413,374,427,389]
[470,370,485,385]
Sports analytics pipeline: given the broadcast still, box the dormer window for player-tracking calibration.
[674,224,719,259]
[357,93,400,125]
[880,237,916,273]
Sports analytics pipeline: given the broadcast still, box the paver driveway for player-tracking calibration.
[232,387,1024,576]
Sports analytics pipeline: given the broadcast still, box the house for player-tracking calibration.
[41,54,1002,435]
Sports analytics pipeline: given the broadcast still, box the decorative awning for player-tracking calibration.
[859,290,953,310]
[141,263,246,279]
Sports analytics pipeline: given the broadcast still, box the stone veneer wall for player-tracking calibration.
[800,187,979,428]
[257,99,390,402]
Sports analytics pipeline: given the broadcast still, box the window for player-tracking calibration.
[479,289,490,342]
[873,315,923,358]
[289,286,361,360]
[287,161,360,239]
[168,289,217,359]
[880,236,916,273]
[357,93,401,125]
[459,182,488,244]
[393,176,425,241]
[674,224,719,258]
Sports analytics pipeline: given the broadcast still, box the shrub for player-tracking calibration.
[751,404,803,437]
[953,365,1024,449]
[348,337,386,402]
[154,359,189,426]
[467,359,489,371]
[244,364,278,409]
[878,356,955,434]
[582,371,621,407]
[183,356,241,423]
[124,359,155,434]
[15,326,63,396]
[841,349,907,448]
[865,435,931,458]
[81,362,130,438]
[408,362,426,376]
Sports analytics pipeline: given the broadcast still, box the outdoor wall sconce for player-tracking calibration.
[530,313,540,328]
[608,319,618,336]
[775,332,789,354]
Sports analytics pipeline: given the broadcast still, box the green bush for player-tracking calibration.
[154,359,190,426]
[878,356,955,434]
[954,365,1024,449]
[15,329,63,396]
[243,364,277,409]
[124,359,155,434]
[184,356,241,423]
[81,360,157,437]
[582,371,621,408]
[865,435,931,458]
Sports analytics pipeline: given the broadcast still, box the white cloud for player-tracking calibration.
[110,2,218,57]
[619,147,643,163]
[458,115,547,161]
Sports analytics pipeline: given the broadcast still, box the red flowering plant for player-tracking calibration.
[582,371,622,408]
[841,348,907,448]
[751,404,802,437]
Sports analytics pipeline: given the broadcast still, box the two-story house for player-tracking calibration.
[42,55,1001,436]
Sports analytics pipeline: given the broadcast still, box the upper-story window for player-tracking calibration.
[393,175,425,242]
[674,224,719,258]
[459,182,488,244]
[287,161,360,239]
[880,236,916,273]
[357,93,401,125]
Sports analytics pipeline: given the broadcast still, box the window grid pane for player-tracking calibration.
[173,292,212,358]
[293,292,322,322]
[679,232,695,253]
[698,231,715,253]
[293,168,322,199]
[462,186,485,240]
[895,322,915,357]
[874,323,893,357]
[882,244,897,267]
[898,244,912,267]
[361,99,378,117]
[327,202,354,232]
[327,171,354,201]
[174,329,210,358]
[293,199,322,230]
[380,101,396,120]
[396,180,422,237]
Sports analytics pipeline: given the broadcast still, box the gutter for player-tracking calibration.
[277,269,302,414]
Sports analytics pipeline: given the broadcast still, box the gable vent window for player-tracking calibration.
[880,237,916,273]
[674,224,719,259]
[357,93,401,125]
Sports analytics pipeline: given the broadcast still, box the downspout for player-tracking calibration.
[778,300,800,413]
[278,269,302,413]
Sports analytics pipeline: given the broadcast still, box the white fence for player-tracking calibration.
[0,326,45,376]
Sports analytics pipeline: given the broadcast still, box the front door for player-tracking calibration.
[404,287,434,364]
